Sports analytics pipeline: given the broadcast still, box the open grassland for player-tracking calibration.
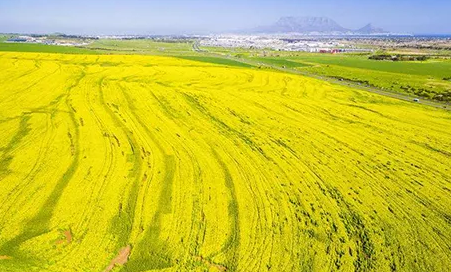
[0,39,194,56]
[0,42,99,54]
[240,52,451,102]
[86,39,194,55]
[285,54,451,78]
[177,56,254,68]
[301,64,451,101]
[0,52,451,272]
[251,57,311,68]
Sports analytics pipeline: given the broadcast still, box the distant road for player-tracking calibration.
[192,42,450,111]
[192,41,206,53]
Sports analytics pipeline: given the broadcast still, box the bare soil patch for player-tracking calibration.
[56,229,73,245]
[195,256,227,271]
[104,245,131,272]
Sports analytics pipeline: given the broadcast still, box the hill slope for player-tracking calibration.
[356,23,387,34]
[254,16,388,34]
[256,16,350,33]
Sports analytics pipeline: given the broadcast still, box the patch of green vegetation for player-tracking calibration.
[0,35,11,42]
[0,43,99,54]
[304,64,451,101]
[286,53,451,78]
[0,115,31,180]
[369,54,429,61]
[178,56,254,68]
[86,39,194,55]
[251,57,311,68]
[202,46,256,55]
[0,39,198,56]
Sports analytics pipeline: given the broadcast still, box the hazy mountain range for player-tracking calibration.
[253,16,389,34]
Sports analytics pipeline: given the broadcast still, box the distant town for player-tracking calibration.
[6,34,370,53]
[5,33,451,54]
[197,35,373,53]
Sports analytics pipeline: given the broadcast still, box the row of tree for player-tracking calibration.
[369,54,429,61]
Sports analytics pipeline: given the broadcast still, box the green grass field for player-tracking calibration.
[296,57,451,101]
[296,63,451,100]
[286,54,451,78]
[0,39,194,56]
[178,56,255,68]
[86,39,194,55]
[0,42,100,54]
[251,57,311,68]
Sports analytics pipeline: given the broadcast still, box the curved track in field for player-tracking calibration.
[0,52,450,272]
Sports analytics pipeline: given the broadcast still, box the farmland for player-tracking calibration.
[239,52,451,102]
[0,43,100,55]
[86,39,194,55]
[3,37,450,103]
[0,51,451,272]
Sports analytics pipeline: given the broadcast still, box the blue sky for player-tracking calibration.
[0,0,449,34]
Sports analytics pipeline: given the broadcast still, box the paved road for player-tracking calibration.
[192,42,450,111]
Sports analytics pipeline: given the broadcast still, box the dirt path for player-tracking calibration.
[103,245,131,272]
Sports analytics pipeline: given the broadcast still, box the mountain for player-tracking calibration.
[356,23,386,34]
[255,16,350,34]
[252,16,388,35]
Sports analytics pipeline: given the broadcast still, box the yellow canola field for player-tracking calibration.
[0,52,450,272]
